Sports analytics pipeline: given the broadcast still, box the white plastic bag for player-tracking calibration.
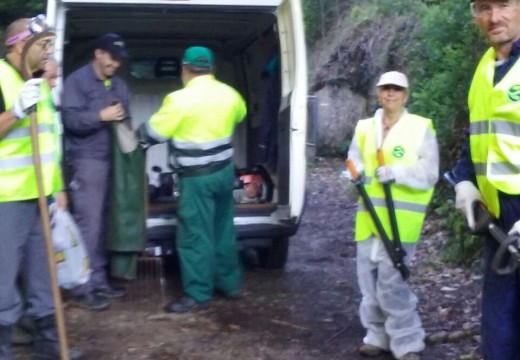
[49,204,91,289]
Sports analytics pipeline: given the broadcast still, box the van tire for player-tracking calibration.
[257,237,289,270]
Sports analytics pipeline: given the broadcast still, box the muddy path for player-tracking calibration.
[14,158,482,360]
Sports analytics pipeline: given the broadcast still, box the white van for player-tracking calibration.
[46,0,308,269]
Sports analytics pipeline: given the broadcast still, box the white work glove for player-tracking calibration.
[342,163,364,181]
[376,166,395,183]
[508,220,520,236]
[12,78,44,119]
[455,180,483,230]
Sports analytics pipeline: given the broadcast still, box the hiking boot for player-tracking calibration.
[164,297,209,314]
[94,284,126,299]
[68,293,110,311]
[399,353,421,360]
[32,315,83,360]
[359,343,384,357]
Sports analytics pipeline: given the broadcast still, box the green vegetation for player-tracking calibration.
[398,3,485,265]
[302,0,352,42]
[0,0,44,21]
[434,194,484,267]
[0,1,46,40]
[303,0,488,265]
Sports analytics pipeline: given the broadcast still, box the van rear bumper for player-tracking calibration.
[147,220,298,242]
[146,218,299,256]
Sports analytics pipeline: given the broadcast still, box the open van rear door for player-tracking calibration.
[277,0,307,224]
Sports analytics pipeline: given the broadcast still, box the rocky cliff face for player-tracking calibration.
[308,16,414,154]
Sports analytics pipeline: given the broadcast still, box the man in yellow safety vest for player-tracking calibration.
[0,16,81,360]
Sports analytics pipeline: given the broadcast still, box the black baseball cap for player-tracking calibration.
[97,32,128,60]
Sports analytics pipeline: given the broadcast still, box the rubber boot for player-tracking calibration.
[0,325,15,360]
[32,315,83,360]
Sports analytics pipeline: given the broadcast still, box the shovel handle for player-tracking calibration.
[23,32,70,360]
[346,159,358,180]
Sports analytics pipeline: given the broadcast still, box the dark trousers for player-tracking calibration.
[481,195,520,360]
[0,201,54,326]
[481,237,520,360]
[70,158,111,295]
[176,163,242,302]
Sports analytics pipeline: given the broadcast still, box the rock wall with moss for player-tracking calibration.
[305,0,485,166]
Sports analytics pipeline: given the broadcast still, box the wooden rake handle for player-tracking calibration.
[22,32,70,360]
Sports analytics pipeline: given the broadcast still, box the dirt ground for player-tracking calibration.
[14,158,483,360]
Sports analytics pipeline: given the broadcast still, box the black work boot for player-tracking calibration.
[0,325,15,360]
[32,315,83,360]
[11,315,35,345]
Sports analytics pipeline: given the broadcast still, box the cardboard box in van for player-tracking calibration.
[47,0,308,269]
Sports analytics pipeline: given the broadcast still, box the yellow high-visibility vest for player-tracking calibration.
[468,47,520,217]
[0,59,62,202]
[145,74,246,170]
[354,113,435,243]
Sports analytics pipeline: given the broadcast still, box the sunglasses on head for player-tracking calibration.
[380,84,405,91]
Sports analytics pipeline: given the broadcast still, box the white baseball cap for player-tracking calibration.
[376,71,409,89]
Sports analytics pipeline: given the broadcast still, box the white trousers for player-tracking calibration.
[356,236,425,358]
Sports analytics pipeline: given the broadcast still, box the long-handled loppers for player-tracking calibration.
[376,150,408,272]
[472,201,520,275]
[346,159,410,280]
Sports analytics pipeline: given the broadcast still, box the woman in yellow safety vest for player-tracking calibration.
[346,71,439,360]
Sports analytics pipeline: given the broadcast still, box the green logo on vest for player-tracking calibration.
[392,146,405,158]
[508,85,520,102]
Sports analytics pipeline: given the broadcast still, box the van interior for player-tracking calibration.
[60,4,291,266]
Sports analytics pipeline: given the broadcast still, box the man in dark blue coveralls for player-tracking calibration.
[450,0,520,359]
[62,33,130,311]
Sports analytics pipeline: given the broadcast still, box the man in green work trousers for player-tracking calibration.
[139,46,246,313]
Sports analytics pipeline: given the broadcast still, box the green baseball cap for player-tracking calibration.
[182,46,214,68]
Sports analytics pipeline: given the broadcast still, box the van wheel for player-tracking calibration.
[257,237,289,270]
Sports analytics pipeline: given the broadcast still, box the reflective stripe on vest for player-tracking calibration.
[148,75,246,172]
[353,113,435,243]
[2,123,54,140]
[0,151,57,170]
[468,47,520,217]
[0,59,62,202]
[358,197,428,214]
[172,136,233,167]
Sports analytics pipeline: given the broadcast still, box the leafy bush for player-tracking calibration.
[405,0,485,170]
[0,1,46,39]
[352,0,425,17]
[404,1,487,265]
[302,0,354,42]
[434,197,483,266]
